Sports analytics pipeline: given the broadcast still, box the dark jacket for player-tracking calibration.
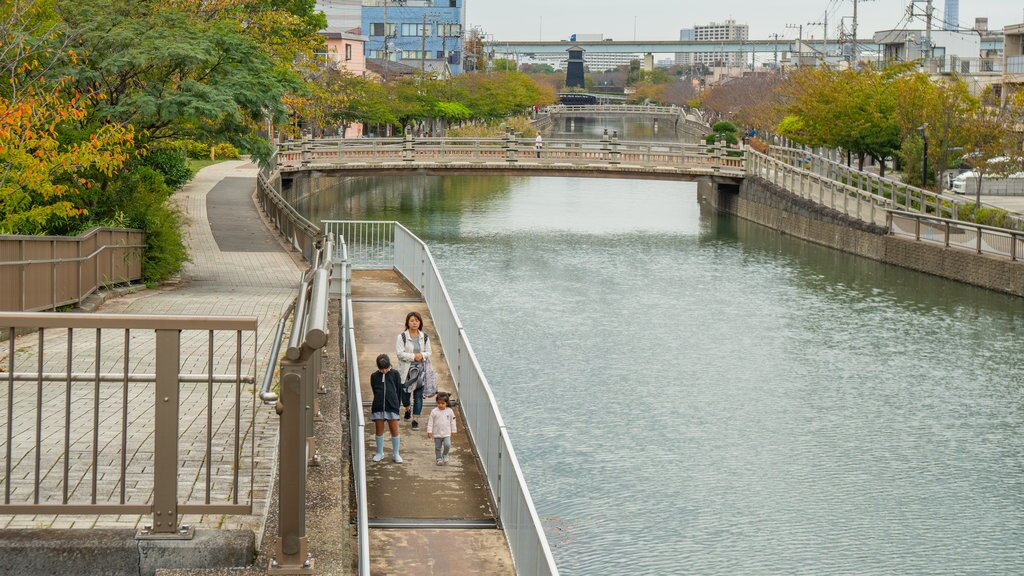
[370,369,402,414]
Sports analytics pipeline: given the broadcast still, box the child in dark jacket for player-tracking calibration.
[370,354,404,463]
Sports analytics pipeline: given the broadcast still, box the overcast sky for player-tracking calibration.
[473,1,1023,42]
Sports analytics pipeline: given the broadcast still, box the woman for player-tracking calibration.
[396,311,432,430]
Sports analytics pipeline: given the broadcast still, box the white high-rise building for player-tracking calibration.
[675,28,694,66]
[692,19,749,67]
[318,0,361,31]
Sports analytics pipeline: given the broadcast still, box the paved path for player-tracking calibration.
[0,161,301,531]
[351,269,515,574]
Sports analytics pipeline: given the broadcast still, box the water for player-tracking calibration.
[295,174,1024,575]
[544,116,684,142]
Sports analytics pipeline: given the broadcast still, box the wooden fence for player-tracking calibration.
[0,228,145,312]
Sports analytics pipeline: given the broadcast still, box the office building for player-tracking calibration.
[692,20,749,67]
[361,0,466,74]
[675,28,694,66]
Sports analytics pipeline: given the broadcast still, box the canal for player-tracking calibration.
[542,114,686,142]
[293,174,1024,575]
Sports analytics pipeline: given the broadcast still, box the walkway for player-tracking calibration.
[350,269,514,574]
[0,161,301,531]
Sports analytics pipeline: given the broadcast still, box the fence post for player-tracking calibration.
[609,131,621,165]
[505,130,518,164]
[301,141,310,167]
[403,126,415,163]
[271,358,313,573]
[138,329,191,539]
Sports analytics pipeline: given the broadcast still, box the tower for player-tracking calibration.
[566,46,585,88]
[943,0,958,31]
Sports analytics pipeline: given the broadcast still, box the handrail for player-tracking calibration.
[887,208,1024,261]
[259,300,295,403]
[768,144,1024,230]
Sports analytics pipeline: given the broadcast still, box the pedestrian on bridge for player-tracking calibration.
[370,354,403,463]
[397,311,432,430]
[427,391,456,465]
[534,133,543,159]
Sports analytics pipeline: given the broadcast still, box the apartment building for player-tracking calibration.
[361,0,466,74]
[692,20,749,67]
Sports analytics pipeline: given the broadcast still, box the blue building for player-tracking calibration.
[361,0,466,74]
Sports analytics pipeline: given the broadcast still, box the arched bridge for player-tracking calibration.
[275,134,744,182]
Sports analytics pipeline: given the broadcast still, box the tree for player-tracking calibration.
[781,65,901,173]
[59,0,293,155]
[0,0,136,234]
[893,72,977,189]
[961,102,1024,207]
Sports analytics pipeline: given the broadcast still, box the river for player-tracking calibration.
[294,173,1024,575]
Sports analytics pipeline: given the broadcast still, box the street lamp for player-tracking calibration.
[917,123,929,189]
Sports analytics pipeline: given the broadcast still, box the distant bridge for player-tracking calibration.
[540,104,708,142]
[275,135,746,182]
[492,38,870,55]
[490,37,1003,56]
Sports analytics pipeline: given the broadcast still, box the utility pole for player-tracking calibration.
[807,12,828,63]
[925,0,934,59]
[786,23,804,66]
[852,0,859,66]
[382,0,390,81]
[421,14,428,74]
[770,33,780,68]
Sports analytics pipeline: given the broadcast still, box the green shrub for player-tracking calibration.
[214,143,240,159]
[170,139,211,159]
[447,124,504,138]
[711,121,739,135]
[144,147,194,189]
[99,166,188,281]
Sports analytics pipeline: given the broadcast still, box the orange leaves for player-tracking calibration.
[1,81,135,233]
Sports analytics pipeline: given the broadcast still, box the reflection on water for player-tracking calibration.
[296,175,1024,576]
[545,116,686,142]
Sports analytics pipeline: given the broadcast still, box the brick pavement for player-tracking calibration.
[0,160,301,532]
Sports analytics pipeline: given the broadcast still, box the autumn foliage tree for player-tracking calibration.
[1,0,135,234]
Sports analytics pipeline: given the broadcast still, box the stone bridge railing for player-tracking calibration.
[276,134,746,179]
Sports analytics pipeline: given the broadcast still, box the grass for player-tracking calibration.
[187,158,225,173]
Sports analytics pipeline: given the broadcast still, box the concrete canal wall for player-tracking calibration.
[699,176,1024,297]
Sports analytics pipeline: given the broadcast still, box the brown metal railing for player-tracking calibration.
[0,312,258,538]
[0,227,145,312]
[260,236,336,573]
[256,162,320,261]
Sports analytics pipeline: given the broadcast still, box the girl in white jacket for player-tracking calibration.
[427,392,456,465]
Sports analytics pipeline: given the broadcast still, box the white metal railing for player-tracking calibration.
[322,221,395,268]
[326,219,560,575]
[343,252,371,576]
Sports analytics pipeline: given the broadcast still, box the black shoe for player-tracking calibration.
[404,409,411,420]
[411,420,419,430]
